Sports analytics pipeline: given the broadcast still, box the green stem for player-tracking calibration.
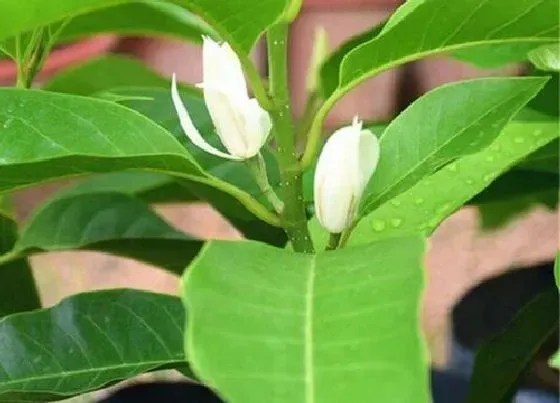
[267,24,314,253]
[325,232,342,251]
[246,153,284,213]
[300,89,342,170]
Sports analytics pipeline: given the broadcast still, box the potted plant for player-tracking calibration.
[0,1,557,403]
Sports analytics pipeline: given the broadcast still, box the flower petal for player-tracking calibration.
[171,74,241,160]
[202,85,250,158]
[242,98,272,158]
[202,36,248,102]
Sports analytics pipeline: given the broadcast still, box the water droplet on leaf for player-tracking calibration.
[372,220,385,231]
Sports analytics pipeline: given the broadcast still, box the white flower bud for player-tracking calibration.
[171,36,271,160]
[314,117,380,233]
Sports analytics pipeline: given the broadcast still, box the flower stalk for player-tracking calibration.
[246,153,284,213]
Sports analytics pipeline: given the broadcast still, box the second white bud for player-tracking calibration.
[314,117,380,234]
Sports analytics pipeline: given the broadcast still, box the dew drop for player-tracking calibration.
[390,218,402,228]
[483,174,493,182]
[514,137,525,144]
[485,155,495,162]
[414,198,424,205]
[466,178,474,185]
[372,220,386,231]
[390,199,401,206]
[447,163,458,172]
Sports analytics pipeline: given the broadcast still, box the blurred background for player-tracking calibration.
[3,0,558,398]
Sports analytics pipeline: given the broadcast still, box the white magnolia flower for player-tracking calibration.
[171,36,272,160]
[314,117,380,233]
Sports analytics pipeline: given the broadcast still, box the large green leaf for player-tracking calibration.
[0,0,289,54]
[360,77,548,215]
[59,1,214,43]
[467,288,559,403]
[351,119,559,244]
[0,88,277,226]
[0,192,202,274]
[43,55,176,96]
[0,214,41,318]
[324,0,558,99]
[183,237,428,403]
[0,289,187,402]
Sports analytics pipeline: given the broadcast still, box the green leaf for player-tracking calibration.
[2,192,202,274]
[453,42,550,68]
[0,289,187,402]
[0,214,41,318]
[0,0,129,41]
[518,138,559,173]
[183,237,429,403]
[59,1,214,43]
[466,288,559,403]
[525,72,559,118]
[360,77,548,215]
[58,172,197,203]
[529,43,560,72]
[43,55,174,96]
[0,88,277,227]
[471,170,558,230]
[351,119,559,244]
[0,0,289,54]
[327,0,558,99]
[477,191,557,230]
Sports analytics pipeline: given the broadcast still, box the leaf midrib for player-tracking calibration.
[304,256,316,403]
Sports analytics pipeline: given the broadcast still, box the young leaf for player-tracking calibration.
[3,192,203,275]
[350,119,559,244]
[0,289,188,402]
[360,77,548,215]
[328,0,558,99]
[466,288,559,403]
[183,237,429,403]
[0,214,41,318]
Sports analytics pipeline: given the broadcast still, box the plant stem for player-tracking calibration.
[325,233,342,251]
[300,89,342,170]
[246,153,284,213]
[267,24,314,253]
